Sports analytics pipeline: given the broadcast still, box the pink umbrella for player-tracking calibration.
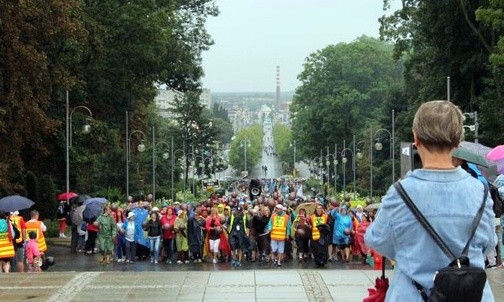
[487,145,504,161]
[492,159,504,174]
[487,145,504,174]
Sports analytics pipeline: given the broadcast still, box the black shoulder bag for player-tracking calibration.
[393,182,488,302]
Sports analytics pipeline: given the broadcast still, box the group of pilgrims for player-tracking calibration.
[70,190,378,268]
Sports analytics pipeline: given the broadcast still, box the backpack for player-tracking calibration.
[394,182,488,302]
[489,183,503,218]
[11,222,20,240]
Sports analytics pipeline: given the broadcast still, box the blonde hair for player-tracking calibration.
[412,100,464,152]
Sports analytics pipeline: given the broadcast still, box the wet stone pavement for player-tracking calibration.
[0,242,503,301]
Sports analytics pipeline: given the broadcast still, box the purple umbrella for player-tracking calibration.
[83,200,105,222]
[83,197,107,206]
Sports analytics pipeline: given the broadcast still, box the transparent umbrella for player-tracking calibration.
[453,141,493,168]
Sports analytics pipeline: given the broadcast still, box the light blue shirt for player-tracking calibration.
[365,167,496,302]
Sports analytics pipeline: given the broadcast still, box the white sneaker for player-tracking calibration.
[184,260,189,264]
[154,260,158,264]
[197,259,202,263]
[212,259,217,264]
[177,260,183,264]
[117,258,123,263]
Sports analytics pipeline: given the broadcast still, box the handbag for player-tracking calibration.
[394,182,488,302]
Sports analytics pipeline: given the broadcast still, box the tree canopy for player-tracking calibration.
[0,0,219,212]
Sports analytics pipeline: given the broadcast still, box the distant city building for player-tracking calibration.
[154,89,184,118]
[200,89,212,109]
[154,87,212,119]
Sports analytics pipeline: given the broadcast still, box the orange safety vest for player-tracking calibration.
[310,214,328,241]
[0,221,15,258]
[25,220,47,252]
[11,216,25,244]
[270,213,288,241]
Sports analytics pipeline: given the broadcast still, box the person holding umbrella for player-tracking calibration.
[56,199,71,238]
[0,211,15,273]
[9,211,26,272]
[93,206,116,264]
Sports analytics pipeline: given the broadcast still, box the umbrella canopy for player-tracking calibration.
[493,159,504,175]
[72,204,85,225]
[295,202,317,216]
[69,194,92,206]
[57,192,78,201]
[83,201,105,222]
[486,146,504,174]
[365,203,382,212]
[0,195,35,212]
[363,256,389,302]
[452,141,493,168]
[83,197,107,206]
[487,145,504,161]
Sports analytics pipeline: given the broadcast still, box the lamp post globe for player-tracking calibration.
[82,124,91,134]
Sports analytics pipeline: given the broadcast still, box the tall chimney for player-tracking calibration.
[275,65,281,111]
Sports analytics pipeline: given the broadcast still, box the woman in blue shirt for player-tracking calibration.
[365,100,496,301]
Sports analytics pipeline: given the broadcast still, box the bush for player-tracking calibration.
[43,219,60,238]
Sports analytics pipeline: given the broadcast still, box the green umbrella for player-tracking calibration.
[452,141,493,168]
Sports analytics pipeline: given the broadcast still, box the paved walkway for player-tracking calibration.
[0,268,503,301]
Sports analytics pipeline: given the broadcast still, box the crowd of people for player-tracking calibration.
[67,191,379,268]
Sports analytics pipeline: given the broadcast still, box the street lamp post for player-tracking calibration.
[172,146,186,200]
[319,149,324,185]
[326,146,330,187]
[372,109,396,196]
[341,138,363,198]
[463,111,479,143]
[333,144,338,193]
[290,140,296,177]
[341,140,347,193]
[152,127,170,202]
[66,91,93,200]
[125,111,146,199]
[353,135,365,199]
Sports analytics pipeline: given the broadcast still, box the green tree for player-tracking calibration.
[171,91,215,183]
[379,0,504,145]
[0,0,219,198]
[272,123,294,174]
[228,125,263,174]
[291,37,402,160]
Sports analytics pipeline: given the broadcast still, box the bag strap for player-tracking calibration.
[393,181,488,261]
[461,183,488,256]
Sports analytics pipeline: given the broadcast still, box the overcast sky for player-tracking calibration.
[201,0,399,93]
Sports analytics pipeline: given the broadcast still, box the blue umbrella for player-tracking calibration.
[83,201,105,222]
[0,195,35,212]
[83,197,107,206]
